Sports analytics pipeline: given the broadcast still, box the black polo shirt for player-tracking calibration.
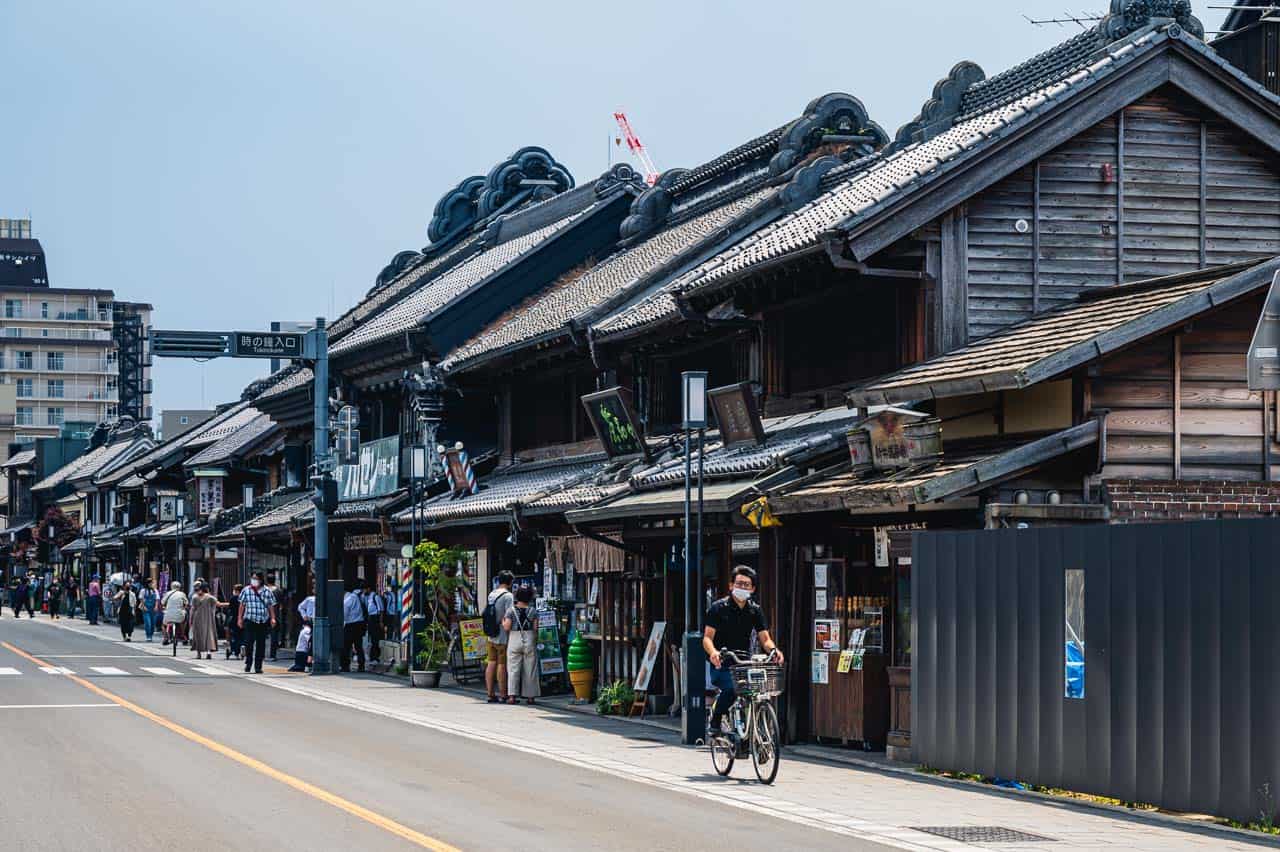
[705,596,768,654]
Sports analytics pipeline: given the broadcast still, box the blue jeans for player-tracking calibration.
[709,664,736,727]
[142,611,157,640]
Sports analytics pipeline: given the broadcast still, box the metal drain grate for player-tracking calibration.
[912,826,1057,844]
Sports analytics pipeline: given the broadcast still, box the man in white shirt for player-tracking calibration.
[340,583,366,673]
[360,579,385,668]
[297,593,315,625]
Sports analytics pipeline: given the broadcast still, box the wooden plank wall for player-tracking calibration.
[1093,294,1278,481]
[963,91,1280,341]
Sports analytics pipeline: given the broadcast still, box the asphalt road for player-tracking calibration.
[0,616,893,852]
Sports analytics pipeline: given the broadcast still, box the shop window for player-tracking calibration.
[1064,568,1085,699]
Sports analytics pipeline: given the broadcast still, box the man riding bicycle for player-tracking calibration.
[702,565,784,733]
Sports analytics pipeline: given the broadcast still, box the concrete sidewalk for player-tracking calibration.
[28,614,1278,852]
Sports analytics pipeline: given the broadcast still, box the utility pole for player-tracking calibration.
[310,318,334,674]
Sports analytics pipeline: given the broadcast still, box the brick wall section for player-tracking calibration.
[1103,479,1280,522]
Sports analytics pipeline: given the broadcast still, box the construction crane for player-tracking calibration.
[613,111,659,185]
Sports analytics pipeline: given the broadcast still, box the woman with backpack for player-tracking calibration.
[501,586,541,706]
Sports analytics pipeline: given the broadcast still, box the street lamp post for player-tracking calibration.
[680,370,708,746]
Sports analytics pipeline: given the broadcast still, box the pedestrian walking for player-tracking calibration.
[483,571,514,703]
[225,583,244,659]
[502,586,541,705]
[113,580,138,641]
[138,578,160,641]
[361,579,384,668]
[340,583,366,673]
[86,575,102,624]
[161,581,188,645]
[265,573,286,660]
[8,576,22,618]
[188,581,221,660]
[25,572,40,618]
[288,621,312,672]
[237,571,276,674]
[46,577,62,619]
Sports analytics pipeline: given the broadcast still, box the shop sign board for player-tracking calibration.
[343,533,385,551]
[581,387,649,460]
[335,435,400,501]
[707,382,766,447]
[458,618,488,661]
[536,613,564,675]
[633,621,667,692]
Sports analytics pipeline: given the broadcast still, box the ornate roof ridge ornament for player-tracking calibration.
[476,146,574,218]
[778,156,844,211]
[890,61,987,151]
[593,163,646,197]
[768,93,888,177]
[618,168,689,241]
[426,174,486,245]
[1102,0,1203,40]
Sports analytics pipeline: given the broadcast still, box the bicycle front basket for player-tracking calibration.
[731,663,784,699]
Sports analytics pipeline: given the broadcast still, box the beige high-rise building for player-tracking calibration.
[0,219,152,454]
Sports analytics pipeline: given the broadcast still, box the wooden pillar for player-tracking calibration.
[1173,333,1183,479]
[937,206,968,353]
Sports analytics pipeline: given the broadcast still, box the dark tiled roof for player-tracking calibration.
[399,455,612,526]
[846,259,1277,406]
[2,449,36,469]
[32,437,154,492]
[328,235,484,341]
[96,402,253,487]
[330,209,597,358]
[184,411,279,467]
[769,422,1100,513]
[441,186,775,371]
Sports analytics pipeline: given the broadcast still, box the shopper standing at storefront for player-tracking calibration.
[502,585,540,705]
[483,571,514,704]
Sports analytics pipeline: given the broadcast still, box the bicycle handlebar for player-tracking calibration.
[718,648,782,666]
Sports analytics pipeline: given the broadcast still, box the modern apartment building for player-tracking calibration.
[0,219,152,452]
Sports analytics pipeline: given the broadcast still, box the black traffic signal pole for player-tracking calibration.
[150,319,335,674]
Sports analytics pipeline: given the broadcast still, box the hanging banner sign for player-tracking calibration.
[335,435,400,501]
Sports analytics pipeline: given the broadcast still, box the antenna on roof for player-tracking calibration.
[613,112,660,186]
[1022,10,1103,29]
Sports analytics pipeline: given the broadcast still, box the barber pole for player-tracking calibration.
[400,561,414,643]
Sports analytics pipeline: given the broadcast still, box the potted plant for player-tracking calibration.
[408,540,464,688]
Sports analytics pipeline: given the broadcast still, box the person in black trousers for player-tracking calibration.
[237,572,277,674]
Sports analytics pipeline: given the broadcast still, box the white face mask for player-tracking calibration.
[251,579,261,588]
[731,588,752,602]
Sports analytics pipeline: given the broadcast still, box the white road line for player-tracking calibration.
[140,667,182,676]
[0,704,120,709]
[39,666,74,674]
[0,667,20,675]
[88,666,128,675]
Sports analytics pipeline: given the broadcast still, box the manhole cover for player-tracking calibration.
[912,826,1056,844]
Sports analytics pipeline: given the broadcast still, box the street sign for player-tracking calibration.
[230,331,306,359]
[150,330,231,358]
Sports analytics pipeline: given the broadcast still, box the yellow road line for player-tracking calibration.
[2,641,458,852]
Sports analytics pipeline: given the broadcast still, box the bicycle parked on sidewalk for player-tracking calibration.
[709,648,784,784]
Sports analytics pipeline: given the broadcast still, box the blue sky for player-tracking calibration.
[0,1,1230,420]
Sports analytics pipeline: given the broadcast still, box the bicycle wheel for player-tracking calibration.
[751,701,781,784]
[710,730,735,777]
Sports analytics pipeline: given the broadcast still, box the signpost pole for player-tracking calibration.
[310,318,334,675]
